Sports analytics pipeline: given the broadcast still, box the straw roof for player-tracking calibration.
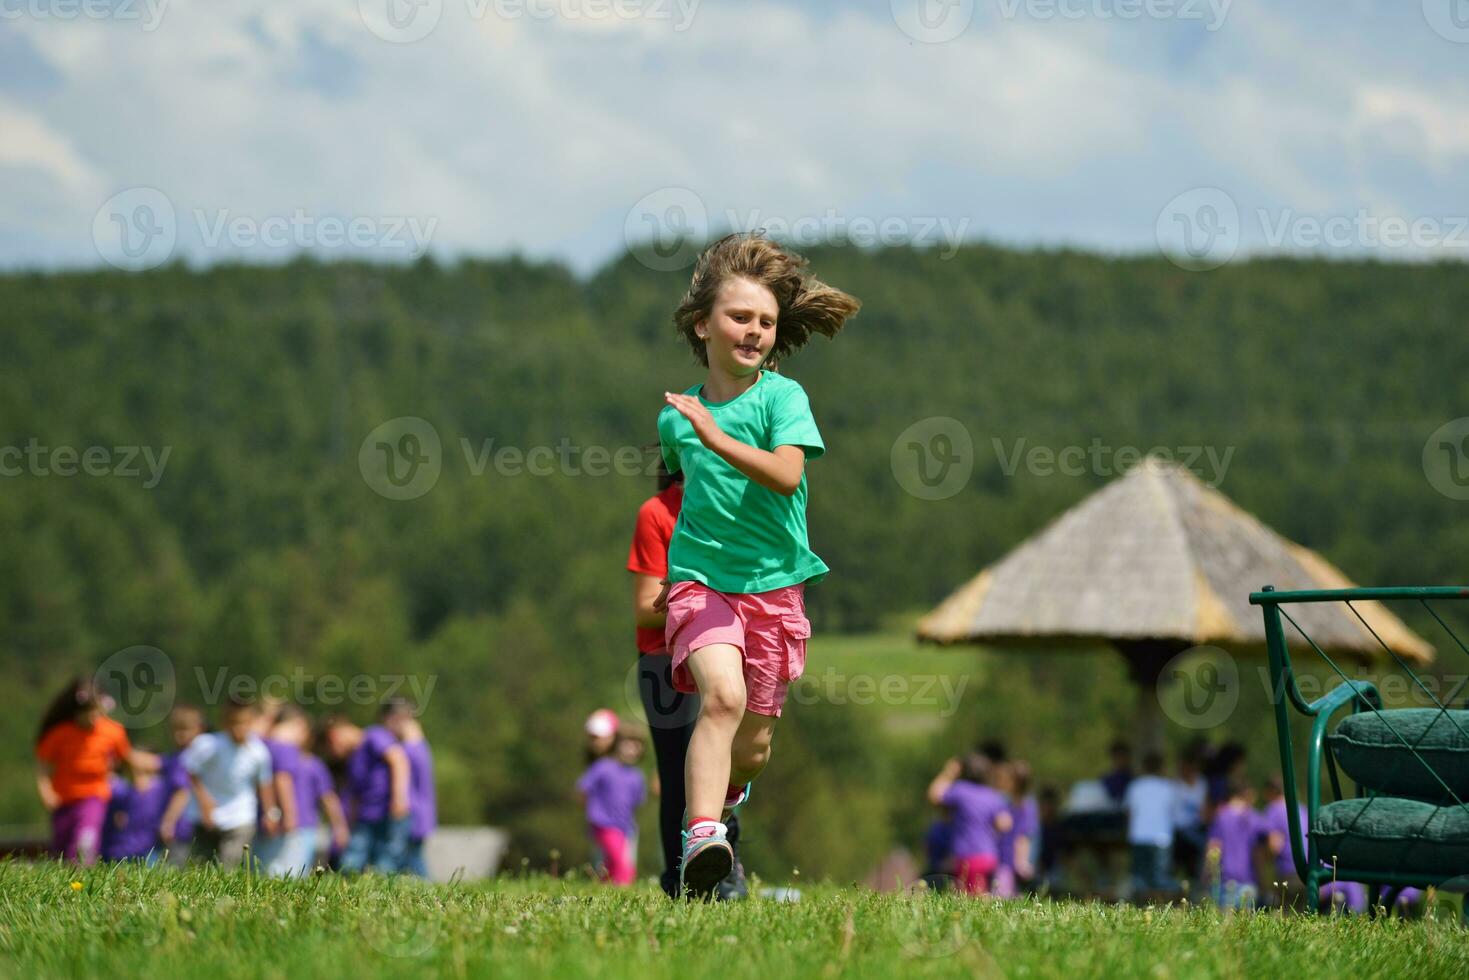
[916,458,1433,664]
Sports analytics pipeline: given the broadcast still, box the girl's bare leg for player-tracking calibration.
[730,711,778,787]
[683,643,746,824]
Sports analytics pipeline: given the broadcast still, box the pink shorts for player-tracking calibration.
[665,580,810,717]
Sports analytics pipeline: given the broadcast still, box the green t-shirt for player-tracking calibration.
[658,370,829,594]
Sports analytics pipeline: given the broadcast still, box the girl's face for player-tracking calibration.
[615,738,644,765]
[696,276,779,377]
[586,732,615,757]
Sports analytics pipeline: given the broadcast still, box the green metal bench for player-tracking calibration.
[1250,586,1469,914]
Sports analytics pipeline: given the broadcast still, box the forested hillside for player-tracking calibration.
[4,246,1466,879]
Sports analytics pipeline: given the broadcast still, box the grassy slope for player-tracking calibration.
[2,863,1466,980]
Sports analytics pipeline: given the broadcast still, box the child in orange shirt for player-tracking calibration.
[35,678,156,864]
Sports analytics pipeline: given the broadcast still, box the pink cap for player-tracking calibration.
[584,708,619,739]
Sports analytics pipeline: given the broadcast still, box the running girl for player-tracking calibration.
[35,677,158,864]
[654,232,859,898]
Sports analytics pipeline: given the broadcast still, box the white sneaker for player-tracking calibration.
[679,821,733,900]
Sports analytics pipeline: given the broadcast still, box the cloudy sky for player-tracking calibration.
[4,0,1468,273]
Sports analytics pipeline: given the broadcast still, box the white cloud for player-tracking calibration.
[0,100,103,195]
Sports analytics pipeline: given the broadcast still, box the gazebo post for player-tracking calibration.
[1114,639,1191,756]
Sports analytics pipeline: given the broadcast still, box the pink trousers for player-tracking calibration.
[590,825,635,885]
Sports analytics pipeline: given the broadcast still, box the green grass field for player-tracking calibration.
[3,863,1466,979]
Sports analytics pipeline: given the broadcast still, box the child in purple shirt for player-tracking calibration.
[101,768,170,863]
[1259,775,1307,902]
[323,707,412,874]
[996,761,1039,898]
[385,709,437,878]
[577,733,647,886]
[262,706,341,877]
[1208,778,1261,909]
[928,754,1013,896]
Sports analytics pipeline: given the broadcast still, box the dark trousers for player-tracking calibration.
[637,653,740,896]
[1130,843,1177,895]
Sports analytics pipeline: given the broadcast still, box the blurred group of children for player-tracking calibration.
[921,741,1039,897]
[1110,739,1423,913]
[33,677,437,876]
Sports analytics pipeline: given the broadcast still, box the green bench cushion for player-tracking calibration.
[1313,797,1469,877]
[1327,708,1469,803]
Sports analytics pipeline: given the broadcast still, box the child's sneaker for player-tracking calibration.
[716,853,748,901]
[716,815,747,902]
[680,821,733,900]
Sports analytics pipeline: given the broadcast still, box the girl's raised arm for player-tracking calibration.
[927,757,962,806]
[663,392,804,496]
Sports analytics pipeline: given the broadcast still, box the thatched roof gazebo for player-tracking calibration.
[917,457,1432,749]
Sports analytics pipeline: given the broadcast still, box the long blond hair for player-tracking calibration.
[673,233,860,366]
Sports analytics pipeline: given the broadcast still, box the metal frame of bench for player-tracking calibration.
[1249,585,1469,914]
